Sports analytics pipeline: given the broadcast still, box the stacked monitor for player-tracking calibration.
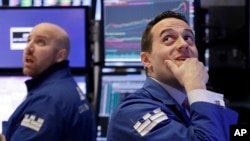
[103,0,194,67]
[8,0,91,7]
[7,0,102,21]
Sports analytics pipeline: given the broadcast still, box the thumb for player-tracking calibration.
[165,60,178,73]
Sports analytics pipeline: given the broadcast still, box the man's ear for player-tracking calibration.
[56,49,67,62]
[141,52,151,68]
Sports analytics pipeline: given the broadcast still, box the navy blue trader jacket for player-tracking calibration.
[107,77,238,141]
[2,60,96,141]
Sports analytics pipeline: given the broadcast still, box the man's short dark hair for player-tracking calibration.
[141,11,188,53]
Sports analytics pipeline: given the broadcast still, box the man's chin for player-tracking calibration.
[23,69,34,77]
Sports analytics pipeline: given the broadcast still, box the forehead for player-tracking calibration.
[29,24,58,39]
[151,18,192,35]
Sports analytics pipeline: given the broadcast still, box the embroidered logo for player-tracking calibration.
[21,114,44,132]
[78,103,90,114]
[133,108,168,136]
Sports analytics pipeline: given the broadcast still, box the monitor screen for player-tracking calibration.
[0,6,90,70]
[96,73,146,141]
[7,0,102,21]
[0,75,30,133]
[8,0,91,6]
[103,0,194,67]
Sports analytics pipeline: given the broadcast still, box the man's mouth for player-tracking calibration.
[177,58,186,61]
[25,58,34,64]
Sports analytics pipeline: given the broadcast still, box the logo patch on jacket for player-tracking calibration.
[133,108,168,136]
[21,114,44,132]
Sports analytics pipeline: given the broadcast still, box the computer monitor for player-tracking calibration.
[0,75,30,133]
[0,6,90,73]
[7,0,102,21]
[8,0,91,7]
[96,73,146,141]
[103,0,195,67]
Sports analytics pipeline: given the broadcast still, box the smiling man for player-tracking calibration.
[106,10,238,141]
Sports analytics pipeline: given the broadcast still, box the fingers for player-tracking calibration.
[164,60,178,73]
[164,58,208,91]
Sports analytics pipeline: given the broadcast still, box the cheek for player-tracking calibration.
[154,48,171,61]
[191,47,199,57]
[151,44,172,64]
[150,51,168,67]
[36,51,56,64]
[195,51,199,57]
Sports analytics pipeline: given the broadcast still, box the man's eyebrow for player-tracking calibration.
[184,29,195,36]
[159,28,174,37]
[36,35,48,39]
[159,28,195,37]
[29,35,49,42]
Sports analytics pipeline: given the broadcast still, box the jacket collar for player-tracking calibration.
[25,60,70,91]
[142,77,177,106]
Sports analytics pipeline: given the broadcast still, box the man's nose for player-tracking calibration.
[24,43,34,54]
[176,37,188,51]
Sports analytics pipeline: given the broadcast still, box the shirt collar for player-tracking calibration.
[150,77,187,106]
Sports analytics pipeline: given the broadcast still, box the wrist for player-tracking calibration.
[185,83,206,92]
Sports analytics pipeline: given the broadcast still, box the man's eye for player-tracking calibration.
[163,36,173,41]
[37,40,45,46]
[183,35,195,45]
[184,35,194,41]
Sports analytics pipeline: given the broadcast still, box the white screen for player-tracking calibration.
[0,76,30,133]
